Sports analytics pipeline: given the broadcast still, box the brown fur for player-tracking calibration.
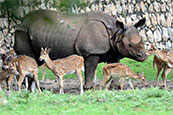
[8,55,41,93]
[148,45,173,89]
[100,63,147,90]
[39,47,84,94]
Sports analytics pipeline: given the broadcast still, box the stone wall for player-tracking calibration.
[0,0,172,51]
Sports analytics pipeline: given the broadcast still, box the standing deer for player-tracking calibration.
[147,44,173,89]
[7,55,41,93]
[100,63,147,90]
[0,63,19,91]
[39,47,84,94]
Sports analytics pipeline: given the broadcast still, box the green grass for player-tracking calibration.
[0,88,173,115]
[38,55,173,81]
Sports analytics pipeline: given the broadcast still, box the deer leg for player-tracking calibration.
[100,74,110,90]
[58,76,64,94]
[161,66,168,89]
[25,76,28,91]
[155,66,162,87]
[42,65,46,80]
[13,75,18,91]
[33,74,41,93]
[17,75,25,93]
[75,69,84,95]
[93,69,97,83]
[6,74,14,96]
[128,79,134,90]
[105,76,113,90]
[120,77,124,91]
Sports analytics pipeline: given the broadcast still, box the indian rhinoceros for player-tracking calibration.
[14,10,148,89]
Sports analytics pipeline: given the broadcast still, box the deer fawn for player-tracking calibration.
[147,44,173,89]
[0,64,19,91]
[100,63,147,90]
[7,55,41,93]
[39,47,84,94]
[0,48,19,91]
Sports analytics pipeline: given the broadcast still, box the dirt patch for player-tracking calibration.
[1,78,173,95]
[39,78,173,94]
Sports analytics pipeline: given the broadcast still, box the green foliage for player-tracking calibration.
[0,88,173,114]
[59,0,87,13]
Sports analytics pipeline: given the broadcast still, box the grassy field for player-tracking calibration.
[0,55,173,115]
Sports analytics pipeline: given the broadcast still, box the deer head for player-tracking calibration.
[137,72,147,86]
[39,47,51,62]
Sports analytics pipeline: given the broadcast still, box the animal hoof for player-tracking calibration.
[84,82,94,90]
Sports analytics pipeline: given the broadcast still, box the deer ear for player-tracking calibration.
[41,47,44,52]
[136,72,140,76]
[47,48,51,53]
[141,72,144,76]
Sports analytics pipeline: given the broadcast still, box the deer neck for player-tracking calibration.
[129,71,139,79]
[44,56,57,71]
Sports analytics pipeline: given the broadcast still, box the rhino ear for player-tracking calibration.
[116,20,124,29]
[134,18,146,28]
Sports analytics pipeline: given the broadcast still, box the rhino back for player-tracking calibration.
[18,10,87,59]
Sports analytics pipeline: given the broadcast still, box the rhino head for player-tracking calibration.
[111,18,147,61]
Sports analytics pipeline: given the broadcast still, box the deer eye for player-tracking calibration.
[129,44,132,47]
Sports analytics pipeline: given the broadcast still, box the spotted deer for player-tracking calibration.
[0,48,19,91]
[100,63,147,90]
[0,64,19,91]
[147,44,173,88]
[7,55,41,93]
[41,61,97,83]
[39,47,84,94]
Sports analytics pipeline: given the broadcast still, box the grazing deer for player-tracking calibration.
[100,63,147,90]
[39,47,84,94]
[147,44,173,88]
[7,55,41,93]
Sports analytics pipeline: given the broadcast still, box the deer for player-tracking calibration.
[41,61,97,83]
[0,48,19,90]
[0,63,19,91]
[39,47,84,94]
[6,55,41,94]
[147,44,173,89]
[100,63,147,90]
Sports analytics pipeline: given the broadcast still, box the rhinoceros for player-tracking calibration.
[14,10,148,89]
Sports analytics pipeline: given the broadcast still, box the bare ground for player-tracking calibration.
[1,78,173,95]
[39,78,173,94]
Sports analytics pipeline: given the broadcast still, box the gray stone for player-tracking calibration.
[166,13,172,27]
[154,29,162,42]
[146,30,154,42]
[153,1,160,11]
[140,1,146,12]
[160,14,166,26]
[151,14,157,25]
[165,41,172,50]
[128,4,133,14]
[161,3,166,12]
[162,27,169,41]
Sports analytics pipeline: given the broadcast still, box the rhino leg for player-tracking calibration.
[84,55,100,89]
[14,30,36,59]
